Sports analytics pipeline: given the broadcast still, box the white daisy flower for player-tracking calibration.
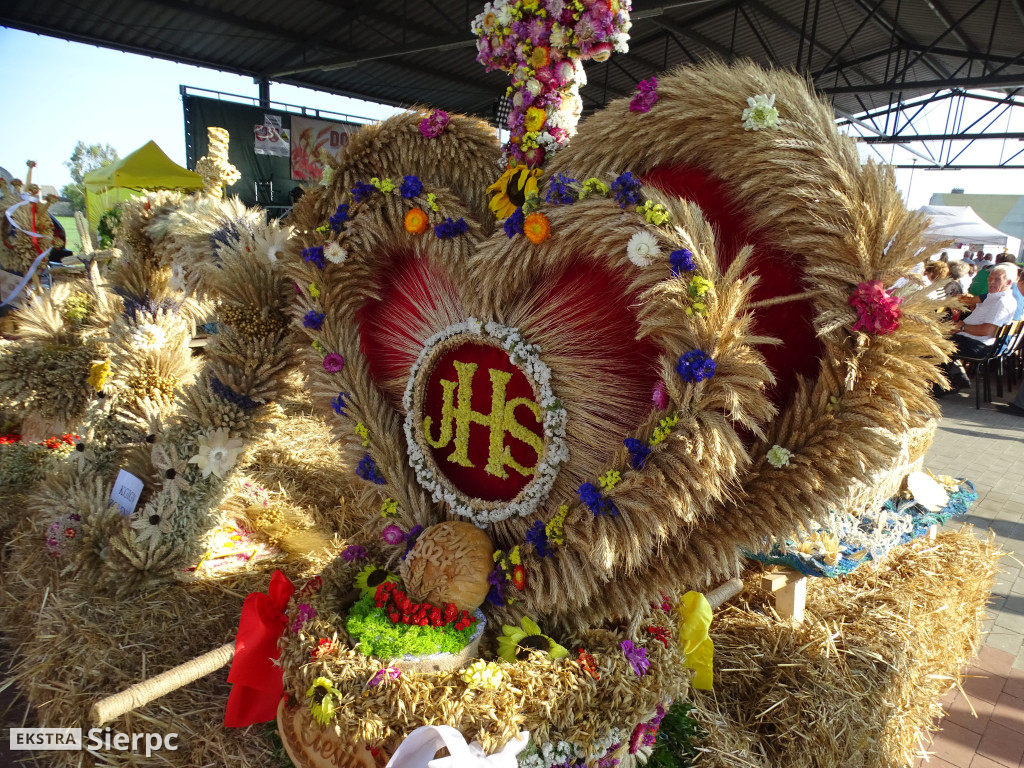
[131,322,167,351]
[496,4,512,26]
[259,224,293,264]
[627,230,660,267]
[169,263,186,292]
[188,427,244,479]
[325,241,348,265]
[742,93,780,131]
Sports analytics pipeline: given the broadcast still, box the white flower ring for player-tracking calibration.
[402,318,569,527]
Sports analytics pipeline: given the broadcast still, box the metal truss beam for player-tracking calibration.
[862,132,1024,142]
[826,73,1024,93]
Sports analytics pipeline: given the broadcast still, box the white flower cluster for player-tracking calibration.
[402,319,569,527]
[518,728,625,768]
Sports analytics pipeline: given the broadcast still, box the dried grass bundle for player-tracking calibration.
[689,529,999,768]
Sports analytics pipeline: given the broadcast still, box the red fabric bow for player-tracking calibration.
[224,570,295,727]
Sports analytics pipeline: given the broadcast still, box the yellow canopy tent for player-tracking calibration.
[84,141,205,229]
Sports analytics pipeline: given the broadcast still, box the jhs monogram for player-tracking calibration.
[423,361,542,478]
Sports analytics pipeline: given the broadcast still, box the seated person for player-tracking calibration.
[945,260,970,297]
[939,264,1018,392]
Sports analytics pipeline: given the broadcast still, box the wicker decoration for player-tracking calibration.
[194,127,242,197]
[0,162,65,274]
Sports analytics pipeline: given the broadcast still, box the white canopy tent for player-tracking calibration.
[918,205,1010,246]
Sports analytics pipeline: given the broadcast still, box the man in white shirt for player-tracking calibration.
[939,263,1017,394]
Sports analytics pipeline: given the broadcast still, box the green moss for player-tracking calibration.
[345,594,476,659]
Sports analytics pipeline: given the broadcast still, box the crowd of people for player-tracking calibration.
[927,250,1024,414]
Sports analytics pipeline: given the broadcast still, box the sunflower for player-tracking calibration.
[305,676,340,726]
[496,616,568,662]
[487,165,542,219]
[353,565,399,598]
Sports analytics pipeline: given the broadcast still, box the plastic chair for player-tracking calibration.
[995,320,1024,394]
[952,323,1015,409]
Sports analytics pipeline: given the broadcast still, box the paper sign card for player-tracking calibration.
[110,469,144,516]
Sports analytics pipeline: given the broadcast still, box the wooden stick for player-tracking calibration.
[90,642,235,726]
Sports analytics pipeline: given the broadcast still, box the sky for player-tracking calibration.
[2,25,1024,211]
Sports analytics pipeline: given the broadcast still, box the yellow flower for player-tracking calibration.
[425,192,439,212]
[689,275,713,298]
[599,470,621,490]
[509,546,521,566]
[545,505,568,546]
[524,106,547,132]
[309,282,321,299]
[496,617,568,663]
[306,677,340,726]
[380,498,398,517]
[651,413,679,445]
[87,360,111,392]
[462,660,504,689]
[581,178,610,198]
[487,165,542,220]
[355,422,370,448]
[637,200,671,226]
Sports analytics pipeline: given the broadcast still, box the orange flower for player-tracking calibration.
[404,208,429,234]
[530,46,551,68]
[523,212,551,244]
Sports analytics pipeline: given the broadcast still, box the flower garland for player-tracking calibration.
[401,319,569,526]
[472,0,632,169]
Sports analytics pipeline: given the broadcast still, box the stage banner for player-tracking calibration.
[254,115,290,157]
[290,116,358,181]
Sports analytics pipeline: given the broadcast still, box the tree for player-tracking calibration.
[61,142,119,212]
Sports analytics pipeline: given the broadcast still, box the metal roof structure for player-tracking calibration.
[3,0,1024,168]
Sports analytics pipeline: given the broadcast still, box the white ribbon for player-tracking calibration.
[386,726,530,768]
[5,200,55,242]
[1,248,51,309]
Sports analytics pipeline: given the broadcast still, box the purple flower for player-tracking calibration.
[341,544,367,562]
[368,666,401,687]
[434,217,468,239]
[351,181,376,202]
[526,519,553,558]
[629,77,659,113]
[402,524,423,558]
[621,640,650,677]
[302,245,326,269]
[676,350,716,383]
[419,110,449,138]
[670,248,695,276]
[291,603,316,633]
[399,175,423,198]
[611,172,643,209]
[331,392,348,416]
[579,482,619,517]
[545,173,578,205]
[302,310,325,330]
[323,353,345,373]
[623,438,651,470]
[504,207,525,239]
[329,203,350,232]
[486,566,506,606]
[382,524,405,545]
[357,454,387,485]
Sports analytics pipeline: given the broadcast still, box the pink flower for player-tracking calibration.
[419,110,449,138]
[382,524,405,546]
[630,77,658,113]
[849,280,903,335]
[323,353,345,373]
[367,666,401,688]
[652,381,669,410]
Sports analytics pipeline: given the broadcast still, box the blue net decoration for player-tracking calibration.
[745,480,977,578]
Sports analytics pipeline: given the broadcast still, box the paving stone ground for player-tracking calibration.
[915,380,1024,766]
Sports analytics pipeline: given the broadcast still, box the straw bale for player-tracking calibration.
[688,528,999,768]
